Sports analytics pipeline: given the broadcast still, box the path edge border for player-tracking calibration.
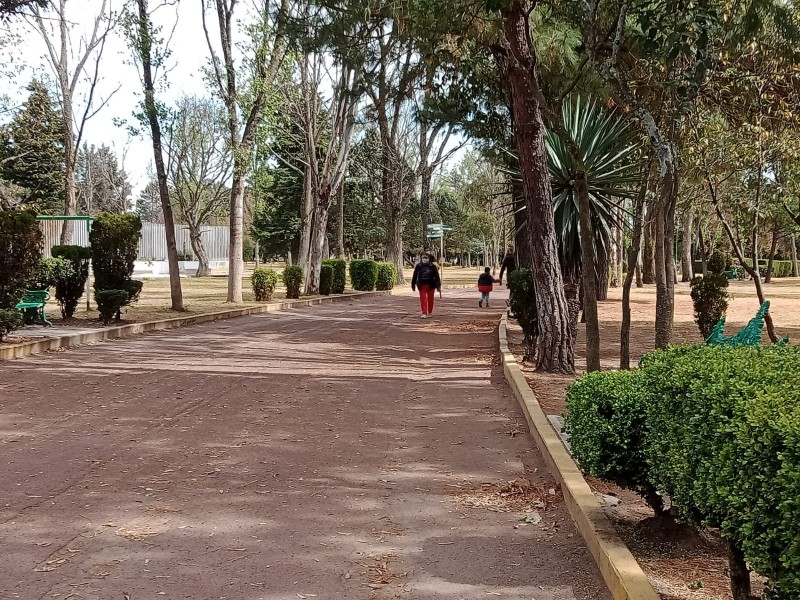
[1,291,390,361]
[498,313,660,600]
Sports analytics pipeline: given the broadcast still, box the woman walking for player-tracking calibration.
[411,253,441,318]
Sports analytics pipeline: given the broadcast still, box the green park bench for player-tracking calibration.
[705,300,788,347]
[15,290,52,327]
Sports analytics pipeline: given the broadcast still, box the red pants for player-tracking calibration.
[418,285,436,315]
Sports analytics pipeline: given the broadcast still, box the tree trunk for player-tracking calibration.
[227,164,246,302]
[298,164,314,275]
[765,227,779,284]
[681,209,694,282]
[337,183,345,259]
[190,229,211,277]
[728,540,752,600]
[511,177,532,269]
[621,164,649,369]
[420,165,432,246]
[500,1,574,373]
[136,0,183,310]
[642,203,656,284]
[60,127,77,244]
[698,221,708,276]
[254,238,260,268]
[596,247,610,301]
[654,165,677,350]
[306,192,332,295]
[792,234,798,277]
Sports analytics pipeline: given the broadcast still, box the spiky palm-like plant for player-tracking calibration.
[546,96,641,292]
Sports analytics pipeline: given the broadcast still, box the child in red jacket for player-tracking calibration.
[478,267,500,308]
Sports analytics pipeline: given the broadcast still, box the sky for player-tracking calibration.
[1,0,228,196]
[0,0,468,200]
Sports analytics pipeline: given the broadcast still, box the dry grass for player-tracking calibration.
[449,478,558,513]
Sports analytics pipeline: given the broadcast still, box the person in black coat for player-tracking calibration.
[411,253,442,318]
[499,246,517,285]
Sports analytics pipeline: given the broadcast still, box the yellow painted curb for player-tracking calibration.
[1,291,390,361]
[498,313,660,600]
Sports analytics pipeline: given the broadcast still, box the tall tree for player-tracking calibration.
[126,0,183,310]
[135,178,163,224]
[165,96,232,277]
[0,80,64,212]
[29,0,117,243]
[202,0,290,303]
[75,143,132,213]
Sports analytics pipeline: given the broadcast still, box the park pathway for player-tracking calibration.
[0,290,609,600]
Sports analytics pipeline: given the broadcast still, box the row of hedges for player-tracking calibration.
[565,344,800,598]
[90,214,143,324]
[0,210,42,339]
[249,259,396,302]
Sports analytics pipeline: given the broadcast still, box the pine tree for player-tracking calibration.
[0,81,65,213]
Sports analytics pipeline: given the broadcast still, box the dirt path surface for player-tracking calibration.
[0,290,609,600]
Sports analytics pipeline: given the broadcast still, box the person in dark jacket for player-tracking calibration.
[499,246,517,285]
[478,267,500,308]
[411,253,442,318]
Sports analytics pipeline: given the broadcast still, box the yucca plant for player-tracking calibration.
[545,96,641,292]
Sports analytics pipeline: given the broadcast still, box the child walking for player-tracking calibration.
[478,267,500,308]
[411,253,442,318]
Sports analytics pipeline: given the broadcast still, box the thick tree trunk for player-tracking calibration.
[500,1,574,373]
[190,229,211,277]
[765,228,779,284]
[681,209,694,282]
[792,234,798,277]
[385,204,404,282]
[136,0,183,310]
[574,166,600,372]
[642,204,656,284]
[621,165,649,369]
[596,247,610,301]
[512,177,531,269]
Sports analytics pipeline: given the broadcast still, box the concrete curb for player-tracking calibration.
[498,313,660,600]
[1,291,390,361]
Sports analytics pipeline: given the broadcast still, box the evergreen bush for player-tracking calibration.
[95,290,129,325]
[283,265,303,299]
[0,209,43,309]
[375,262,397,291]
[507,268,538,361]
[349,259,378,291]
[322,259,346,293]
[32,257,74,291]
[90,213,142,321]
[691,273,729,339]
[51,245,91,318]
[251,268,279,301]
[0,309,23,341]
[319,264,334,296]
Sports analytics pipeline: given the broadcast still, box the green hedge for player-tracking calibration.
[565,369,662,513]
[349,259,378,291]
[375,262,396,291]
[323,259,346,294]
[251,268,278,301]
[567,344,800,597]
[32,257,74,291]
[319,264,334,296]
[0,209,43,309]
[507,269,538,361]
[283,265,303,299]
[51,245,91,318]
[0,308,22,341]
[90,213,142,321]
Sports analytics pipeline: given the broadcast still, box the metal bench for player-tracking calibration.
[15,290,51,326]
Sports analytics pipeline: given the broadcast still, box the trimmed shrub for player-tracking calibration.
[251,268,278,301]
[690,273,729,339]
[283,265,303,299]
[323,259,346,293]
[0,209,43,309]
[95,290,129,325]
[90,213,142,320]
[349,259,378,291]
[51,245,91,318]
[507,268,538,361]
[565,369,663,514]
[0,309,23,341]
[766,260,793,279]
[376,262,397,291]
[319,264,334,296]
[32,257,74,291]
[707,250,730,274]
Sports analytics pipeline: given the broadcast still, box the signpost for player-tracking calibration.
[426,223,452,264]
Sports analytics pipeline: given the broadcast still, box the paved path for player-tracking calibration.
[0,290,609,600]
